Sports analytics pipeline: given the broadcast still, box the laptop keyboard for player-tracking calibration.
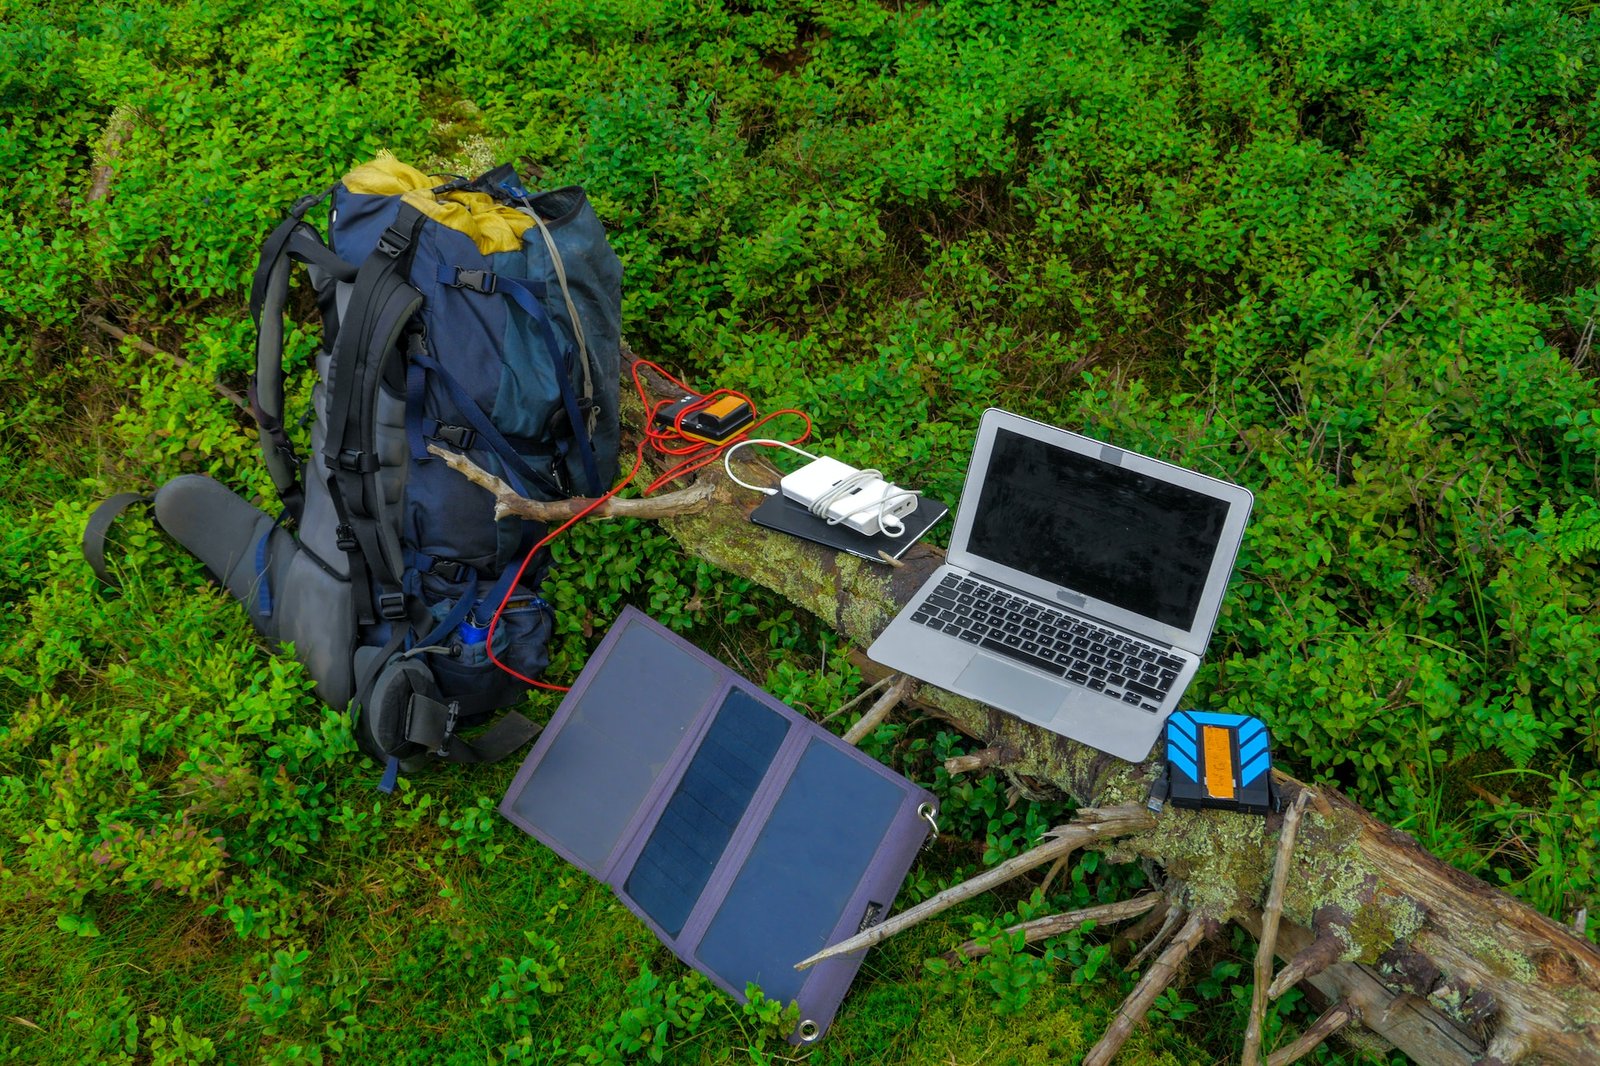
[910,573,1183,713]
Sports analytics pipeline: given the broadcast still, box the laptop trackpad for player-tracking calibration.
[955,654,1066,721]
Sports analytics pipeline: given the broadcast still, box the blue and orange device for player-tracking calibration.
[1148,710,1279,815]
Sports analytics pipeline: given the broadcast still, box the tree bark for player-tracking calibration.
[454,360,1600,1063]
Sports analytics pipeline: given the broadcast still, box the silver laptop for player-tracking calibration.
[867,409,1253,762]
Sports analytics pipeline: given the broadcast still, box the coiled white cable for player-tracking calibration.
[722,439,919,537]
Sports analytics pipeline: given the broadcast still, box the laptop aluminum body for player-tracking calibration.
[867,409,1253,762]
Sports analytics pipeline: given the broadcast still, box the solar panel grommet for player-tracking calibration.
[798,1020,820,1043]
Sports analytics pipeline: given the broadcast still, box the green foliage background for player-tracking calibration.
[3,0,1599,1062]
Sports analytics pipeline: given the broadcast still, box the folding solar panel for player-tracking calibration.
[499,606,936,1043]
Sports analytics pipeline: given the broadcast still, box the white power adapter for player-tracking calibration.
[723,441,920,537]
[780,456,918,536]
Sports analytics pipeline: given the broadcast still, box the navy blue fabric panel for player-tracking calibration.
[328,188,401,263]
[695,739,903,1004]
[506,620,720,870]
[623,689,788,937]
[414,222,503,407]
[403,445,500,570]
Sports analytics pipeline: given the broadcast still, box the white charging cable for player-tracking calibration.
[723,439,919,537]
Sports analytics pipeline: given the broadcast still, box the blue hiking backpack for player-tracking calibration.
[85,159,622,783]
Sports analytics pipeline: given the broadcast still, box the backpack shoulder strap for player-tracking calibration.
[321,204,428,626]
[249,188,356,524]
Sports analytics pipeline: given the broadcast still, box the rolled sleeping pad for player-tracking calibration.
[152,474,357,708]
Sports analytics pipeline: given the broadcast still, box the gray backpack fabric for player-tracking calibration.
[87,161,622,787]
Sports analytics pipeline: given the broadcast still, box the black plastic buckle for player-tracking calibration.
[289,192,322,218]
[450,267,497,294]
[427,559,468,583]
[434,701,460,756]
[378,592,407,621]
[376,224,412,258]
[428,421,476,450]
[336,448,377,473]
[335,524,359,552]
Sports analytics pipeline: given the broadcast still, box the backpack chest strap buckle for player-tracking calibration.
[449,267,497,294]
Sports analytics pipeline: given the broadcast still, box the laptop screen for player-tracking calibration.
[965,428,1231,630]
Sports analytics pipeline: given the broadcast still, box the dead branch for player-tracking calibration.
[1116,896,1172,951]
[86,314,248,410]
[88,106,135,203]
[1245,791,1314,1066]
[426,444,715,521]
[1269,929,1345,1000]
[1128,903,1186,973]
[818,674,893,724]
[1266,999,1356,1066]
[946,893,1162,962]
[793,804,1154,971]
[842,673,913,746]
[1084,912,1215,1066]
[944,745,1017,776]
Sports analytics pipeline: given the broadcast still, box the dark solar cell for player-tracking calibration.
[507,621,718,868]
[694,738,903,1004]
[624,688,788,936]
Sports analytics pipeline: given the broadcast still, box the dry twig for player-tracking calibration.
[1127,902,1185,972]
[1244,790,1313,1066]
[818,675,893,725]
[1268,930,1344,1000]
[427,444,714,521]
[1266,999,1356,1066]
[87,314,249,410]
[943,745,1015,776]
[842,674,913,746]
[946,893,1162,962]
[1084,912,1214,1066]
[793,804,1154,971]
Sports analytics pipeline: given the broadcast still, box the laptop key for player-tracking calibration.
[979,638,1067,678]
[1121,692,1142,705]
[958,630,981,644]
[1122,679,1166,702]
[1067,670,1090,684]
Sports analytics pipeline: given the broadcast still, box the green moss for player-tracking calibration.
[1132,808,1270,920]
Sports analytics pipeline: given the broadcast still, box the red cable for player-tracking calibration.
[484,360,811,692]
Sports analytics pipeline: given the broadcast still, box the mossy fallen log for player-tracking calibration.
[443,364,1600,1065]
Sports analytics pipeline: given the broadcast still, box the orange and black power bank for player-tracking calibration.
[653,394,756,445]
